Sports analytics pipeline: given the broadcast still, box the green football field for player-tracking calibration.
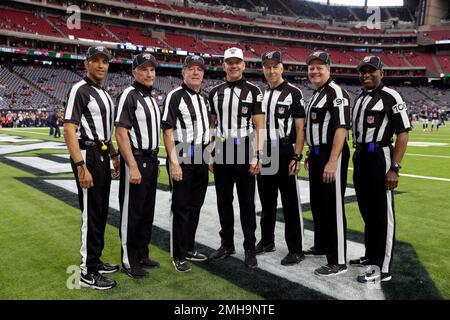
[0,123,449,300]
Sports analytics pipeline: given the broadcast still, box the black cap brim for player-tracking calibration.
[357,63,380,72]
[262,58,281,65]
[134,60,158,69]
[306,56,328,65]
[184,62,205,70]
[87,51,112,61]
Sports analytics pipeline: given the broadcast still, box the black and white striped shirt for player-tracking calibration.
[64,76,114,142]
[305,78,351,146]
[263,81,305,142]
[161,82,210,144]
[209,78,264,139]
[352,84,411,144]
[115,81,161,150]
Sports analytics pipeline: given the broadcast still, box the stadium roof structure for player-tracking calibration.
[304,0,404,6]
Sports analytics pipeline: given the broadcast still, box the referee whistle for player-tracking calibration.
[100,141,108,151]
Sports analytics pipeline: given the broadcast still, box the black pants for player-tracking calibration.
[70,146,111,274]
[54,124,61,138]
[353,146,395,274]
[257,143,303,254]
[168,161,208,261]
[213,137,256,251]
[118,153,158,269]
[308,143,349,265]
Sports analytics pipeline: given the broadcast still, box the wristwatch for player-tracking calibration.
[390,163,401,174]
[292,153,303,162]
[75,160,85,167]
[256,150,264,160]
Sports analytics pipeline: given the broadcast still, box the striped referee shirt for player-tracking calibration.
[263,81,305,142]
[115,81,161,150]
[305,78,351,147]
[161,82,210,145]
[208,78,264,139]
[64,76,114,142]
[352,83,411,144]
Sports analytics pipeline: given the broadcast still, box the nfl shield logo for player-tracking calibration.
[278,107,285,114]
[242,107,248,114]
[311,112,317,120]
[367,115,374,124]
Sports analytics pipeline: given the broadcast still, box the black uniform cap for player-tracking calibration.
[132,53,158,69]
[85,46,113,61]
[306,51,331,65]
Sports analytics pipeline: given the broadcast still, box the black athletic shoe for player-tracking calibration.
[97,262,119,274]
[121,267,149,279]
[281,253,305,266]
[186,251,208,262]
[314,264,348,276]
[244,250,258,268]
[140,258,160,269]
[255,242,275,255]
[172,260,191,272]
[303,247,326,256]
[357,270,392,283]
[79,271,117,290]
[349,257,371,266]
[210,246,236,260]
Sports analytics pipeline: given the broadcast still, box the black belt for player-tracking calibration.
[354,140,392,152]
[79,140,110,151]
[267,138,293,149]
[132,147,159,157]
[308,144,331,156]
[175,142,209,158]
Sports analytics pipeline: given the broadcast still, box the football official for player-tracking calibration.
[115,53,161,279]
[208,47,265,268]
[162,55,210,273]
[304,51,351,277]
[256,51,305,266]
[351,56,410,283]
[64,46,119,290]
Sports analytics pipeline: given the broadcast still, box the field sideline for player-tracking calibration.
[0,122,449,300]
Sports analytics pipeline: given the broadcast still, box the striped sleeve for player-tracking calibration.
[329,83,351,130]
[208,87,218,116]
[382,87,411,134]
[161,87,180,130]
[64,81,87,125]
[250,84,264,115]
[115,87,135,129]
[288,84,305,119]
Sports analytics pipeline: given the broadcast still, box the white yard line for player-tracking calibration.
[346,167,450,182]
[405,153,450,159]
[1,129,59,136]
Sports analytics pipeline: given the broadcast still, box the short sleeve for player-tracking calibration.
[290,86,306,119]
[251,86,265,115]
[64,85,87,125]
[330,88,351,130]
[161,90,180,130]
[115,90,135,129]
[386,92,411,134]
